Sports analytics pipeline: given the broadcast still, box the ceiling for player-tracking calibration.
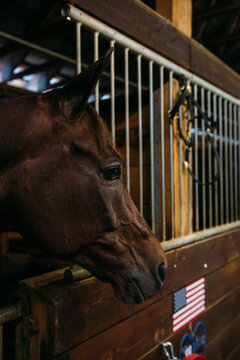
[0,0,239,95]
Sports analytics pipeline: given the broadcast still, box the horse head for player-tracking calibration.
[0,49,166,303]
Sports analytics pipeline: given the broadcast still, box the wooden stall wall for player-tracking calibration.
[20,229,240,360]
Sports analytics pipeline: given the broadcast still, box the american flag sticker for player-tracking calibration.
[173,278,205,333]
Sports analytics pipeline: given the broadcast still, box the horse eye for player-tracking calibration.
[103,165,121,181]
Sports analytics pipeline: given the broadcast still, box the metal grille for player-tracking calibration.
[62,4,240,250]
[0,305,22,360]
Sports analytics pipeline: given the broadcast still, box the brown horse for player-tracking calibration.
[0,49,166,303]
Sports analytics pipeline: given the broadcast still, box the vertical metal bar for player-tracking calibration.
[179,91,183,236]
[160,66,166,240]
[224,99,229,223]
[194,84,199,231]
[110,40,115,146]
[219,97,224,225]
[125,48,130,191]
[238,106,240,219]
[234,104,238,221]
[149,61,155,233]
[0,325,2,360]
[169,70,175,238]
[207,90,212,228]
[213,94,218,226]
[229,102,234,222]
[76,22,82,74]
[201,88,206,229]
[137,55,143,215]
[15,321,24,360]
[94,31,99,112]
[187,80,192,234]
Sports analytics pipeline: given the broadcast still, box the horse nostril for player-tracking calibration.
[158,263,166,282]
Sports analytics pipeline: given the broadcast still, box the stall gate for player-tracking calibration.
[62,4,240,247]
[0,3,240,360]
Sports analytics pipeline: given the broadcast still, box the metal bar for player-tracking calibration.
[160,66,166,240]
[238,107,240,219]
[125,48,130,191]
[207,91,212,227]
[194,84,199,231]
[219,97,224,225]
[213,94,218,226]
[62,5,240,106]
[169,70,175,238]
[137,55,143,215]
[187,80,192,234]
[224,100,229,223]
[0,325,2,360]
[162,220,240,251]
[76,22,82,74]
[94,31,99,112]
[149,61,155,232]
[110,40,115,146]
[229,102,234,222]
[201,88,206,229]
[0,305,22,325]
[0,30,76,65]
[234,104,238,221]
[179,92,183,236]
[15,320,24,360]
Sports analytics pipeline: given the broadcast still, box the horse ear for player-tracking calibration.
[47,48,113,118]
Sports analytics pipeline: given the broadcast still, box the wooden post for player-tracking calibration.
[156,0,193,238]
[156,0,192,37]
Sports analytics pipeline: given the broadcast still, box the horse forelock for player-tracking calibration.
[84,104,122,159]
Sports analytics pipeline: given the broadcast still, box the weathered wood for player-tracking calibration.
[227,342,240,360]
[205,313,240,360]
[141,282,240,359]
[70,0,240,98]
[22,229,240,356]
[28,300,49,360]
[70,0,190,68]
[190,39,240,98]
[53,277,240,360]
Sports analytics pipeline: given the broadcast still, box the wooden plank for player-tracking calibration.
[206,313,240,360]
[28,300,49,360]
[70,0,240,98]
[227,342,240,360]
[28,229,240,356]
[190,39,240,98]
[141,283,240,360]
[53,279,240,360]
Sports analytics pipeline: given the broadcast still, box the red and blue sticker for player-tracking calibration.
[179,322,207,360]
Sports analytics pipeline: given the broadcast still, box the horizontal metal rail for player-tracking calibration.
[0,30,146,91]
[162,221,240,251]
[0,305,22,325]
[62,4,240,105]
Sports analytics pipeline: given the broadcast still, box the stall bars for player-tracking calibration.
[0,305,22,360]
[62,4,240,250]
[0,5,238,251]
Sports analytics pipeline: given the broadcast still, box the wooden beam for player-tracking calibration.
[6,60,62,81]
[194,3,240,21]
[69,0,190,69]
[156,0,192,37]
[155,1,192,237]
[218,10,240,57]
[204,32,240,46]
[70,0,240,97]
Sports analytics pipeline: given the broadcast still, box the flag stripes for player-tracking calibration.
[173,278,205,333]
